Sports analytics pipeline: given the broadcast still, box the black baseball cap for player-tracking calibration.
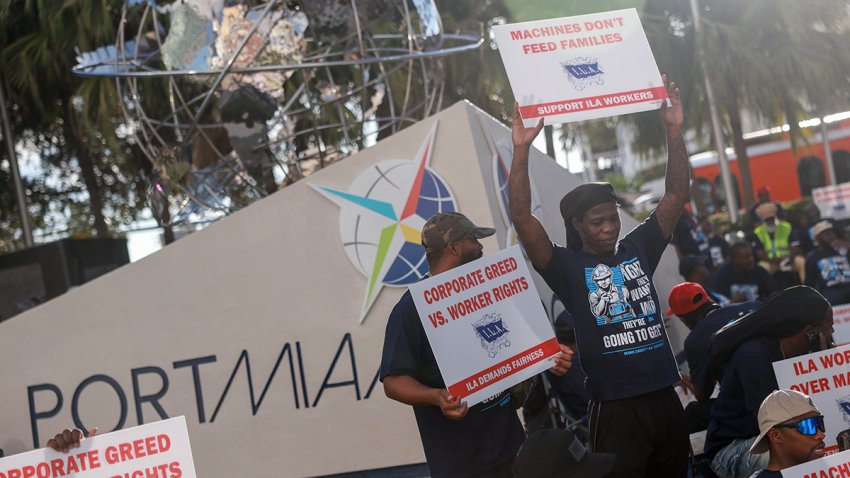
[513,429,615,478]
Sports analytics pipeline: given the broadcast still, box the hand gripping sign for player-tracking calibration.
[0,417,196,478]
[774,345,850,454]
[492,8,667,126]
[409,245,560,406]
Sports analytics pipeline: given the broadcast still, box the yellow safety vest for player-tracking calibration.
[754,222,792,259]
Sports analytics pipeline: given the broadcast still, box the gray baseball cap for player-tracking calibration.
[421,212,495,251]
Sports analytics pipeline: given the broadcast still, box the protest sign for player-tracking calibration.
[779,449,850,478]
[774,345,850,454]
[408,245,559,406]
[813,183,850,221]
[834,304,850,346]
[492,8,667,126]
[0,417,195,478]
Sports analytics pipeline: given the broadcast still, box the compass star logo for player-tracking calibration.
[309,123,457,323]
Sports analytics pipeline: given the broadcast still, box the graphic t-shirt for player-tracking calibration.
[708,235,731,267]
[805,247,850,305]
[379,291,524,478]
[539,212,680,402]
[713,263,778,302]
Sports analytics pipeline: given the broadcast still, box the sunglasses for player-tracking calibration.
[775,415,826,436]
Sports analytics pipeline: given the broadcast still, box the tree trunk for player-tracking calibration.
[544,125,556,158]
[162,225,176,245]
[64,121,109,238]
[729,101,754,210]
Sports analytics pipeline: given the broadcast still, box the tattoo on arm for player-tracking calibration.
[655,133,689,239]
[509,146,553,270]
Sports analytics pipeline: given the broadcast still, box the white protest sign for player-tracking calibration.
[813,183,850,221]
[779,449,850,478]
[408,245,559,406]
[774,346,850,454]
[492,8,667,126]
[833,304,850,346]
[0,417,196,478]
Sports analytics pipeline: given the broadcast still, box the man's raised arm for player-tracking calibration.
[509,102,553,271]
[653,75,689,240]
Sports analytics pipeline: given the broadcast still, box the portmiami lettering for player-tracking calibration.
[27,333,377,449]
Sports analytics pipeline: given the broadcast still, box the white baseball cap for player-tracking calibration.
[750,389,820,454]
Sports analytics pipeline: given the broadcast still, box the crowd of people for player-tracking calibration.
[377,75,841,478]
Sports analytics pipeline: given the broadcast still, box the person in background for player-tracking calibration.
[680,255,730,306]
[714,242,778,303]
[701,217,731,269]
[752,203,804,287]
[749,186,786,228]
[804,220,850,305]
[797,202,827,255]
[706,287,834,478]
[671,207,710,262]
[748,390,825,478]
[668,282,760,402]
[521,311,590,435]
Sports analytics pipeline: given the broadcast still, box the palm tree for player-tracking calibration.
[0,0,144,239]
[636,0,850,209]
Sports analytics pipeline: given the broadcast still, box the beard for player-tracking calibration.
[461,248,482,265]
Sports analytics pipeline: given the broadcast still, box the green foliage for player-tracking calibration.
[783,198,815,229]
[0,0,149,252]
[437,0,513,123]
[505,0,647,22]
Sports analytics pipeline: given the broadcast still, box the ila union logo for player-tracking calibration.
[561,57,605,91]
[473,313,511,358]
[310,123,457,323]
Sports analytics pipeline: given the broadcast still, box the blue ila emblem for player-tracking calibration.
[561,57,605,91]
[839,394,850,426]
[473,313,511,358]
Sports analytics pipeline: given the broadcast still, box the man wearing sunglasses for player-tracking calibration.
[706,286,834,478]
[748,389,826,477]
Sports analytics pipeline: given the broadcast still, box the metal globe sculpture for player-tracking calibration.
[73,0,481,226]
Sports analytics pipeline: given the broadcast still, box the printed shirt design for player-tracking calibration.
[817,255,850,287]
[691,225,708,252]
[709,245,725,266]
[730,283,759,302]
[584,257,665,357]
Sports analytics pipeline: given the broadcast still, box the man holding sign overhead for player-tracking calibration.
[509,74,689,477]
[380,212,573,478]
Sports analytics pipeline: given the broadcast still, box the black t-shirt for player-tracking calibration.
[706,336,782,456]
[684,301,760,396]
[805,247,850,305]
[672,214,709,259]
[713,263,778,302]
[379,291,525,478]
[538,213,680,402]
